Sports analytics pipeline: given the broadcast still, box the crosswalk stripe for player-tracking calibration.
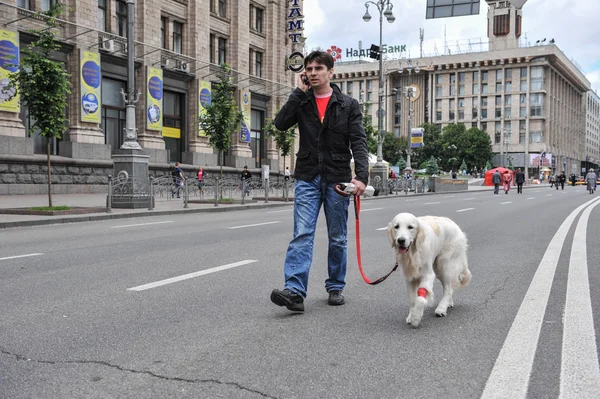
[560,200,600,397]
[481,196,600,399]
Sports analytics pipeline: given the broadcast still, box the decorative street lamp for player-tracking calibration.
[397,57,420,170]
[363,0,395,192]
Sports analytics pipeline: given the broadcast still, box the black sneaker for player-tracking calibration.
[328,290,345,306]
[271,288,304,312]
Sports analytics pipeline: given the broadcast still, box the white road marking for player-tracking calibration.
[500,201,512,205]
[405,199,418,202]
[526,197,535,200]
[376,226,388,231]
[360,207,384,212]
[0,253,44,261]
[227,221,281,229]
[266,209,293,213]
[561,200,600,397]
[481,196,600,399]
[546,194,553,197]
[127,260,259,291]
[464,197,475,200]
[111,221,173,229]
[456,208,475,213]
[424,202,441,205]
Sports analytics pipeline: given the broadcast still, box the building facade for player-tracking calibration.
[585,90,600,173]
[331,1,591,179]
[0,0,295,194]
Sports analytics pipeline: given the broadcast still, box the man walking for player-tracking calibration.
[270,50,368,311]
[515,168,525,194]
[492,169,501,194]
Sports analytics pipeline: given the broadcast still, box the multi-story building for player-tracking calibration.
[0,0,294,194]
[331,1,591,178]
[585,90,600,173]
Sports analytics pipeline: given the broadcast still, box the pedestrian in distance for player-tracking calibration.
[515,168,525,194]
[270,50,369,312]
[503,170,513,194]
[197,166,206,190]
[558,171,566,190]
[570,173,577,187]
[451,170,457,179]
[585,168,597,194]
[492,169,501,194]
[171,162,184,198]
[284,167,291,181]
[241,166,252,196]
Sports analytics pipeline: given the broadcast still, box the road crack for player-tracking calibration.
[483,276,511,308]
[0,347,278,398]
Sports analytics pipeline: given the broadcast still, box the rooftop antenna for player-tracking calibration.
[419,28,424,58]
[359,40,363,60]
[434,41,439,56]
[444,25,448,55]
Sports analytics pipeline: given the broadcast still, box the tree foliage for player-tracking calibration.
[264,111,296,172]
[425,156,440,175]
[198,64,244,177]
[381,133,406,167]
[8,4,71,207]
[361,102,378,155]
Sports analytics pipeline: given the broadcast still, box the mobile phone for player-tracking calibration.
[302,75,310,86]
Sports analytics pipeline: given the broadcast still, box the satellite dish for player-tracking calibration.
[508,0,528,9]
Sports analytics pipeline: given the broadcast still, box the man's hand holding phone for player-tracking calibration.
[299,73,310,92]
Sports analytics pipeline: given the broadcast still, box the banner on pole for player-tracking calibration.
[146,67,163,131]
[410,128,424,148]
[199,80,211,137]
[240,89,251,143]
[0,30,20,112]
[80,51,101,123]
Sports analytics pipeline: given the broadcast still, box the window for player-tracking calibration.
[17,0,31,9]
[450,85,456,96]
[495,122,502,143]
[459,72,465,83]
[218,37,227,65]
[347,81,353,94]
[519,120,526,143]
[482,83,488,94]
[209,34,215,64]
[98,0,107,31]
[450,73,456,84]
[505,69,512,79]
[481,97,488,107]
[496,83,502,93]
[520,80,527,91]
[450,99,456,110]
[161,17,168,49]
[449,110,455,121]
[117,0,127,37]
[520,107,527,117]
[250,109,265,167]
[505,82,512,92]
[530,93,544,116]
[436,99,442,110]
[254,51,263,78]
[436,75,443,84]
[481,122,487,132]
[473,83,479,94]
[504,95,511,106]
[481,109,488,119]
[530,66,545,91]
[496,108,502,118]
[436,111,442,121]
[163,91,184,163]
[495,96,502,106]
[496,69,503,81]
[459,110,465,120]
[102,78,127,152]
[472,108,478,119]
[394,102,402,125]
[459,85,465,95]
[172,21,183,54]
[218,0,227,17]
[530,130,544,143]
[436,86,443,97]
[473,71,479,83]
[520,94,526,104]
[504,107,511,118]
[367,80,373,90]
[251,5,264,33]
[41,0,56,11]
[482,71,488,81]
[520,67,527,78]
[458,98,465,108]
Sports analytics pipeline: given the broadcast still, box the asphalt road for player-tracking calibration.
[1,186,599,398]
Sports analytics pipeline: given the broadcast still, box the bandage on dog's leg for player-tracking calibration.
[417,288,427,298]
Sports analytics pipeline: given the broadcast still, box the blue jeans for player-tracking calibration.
[283,175,350,297]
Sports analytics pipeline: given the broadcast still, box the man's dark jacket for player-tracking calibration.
[515,170,525,184]
[274,84,369,185]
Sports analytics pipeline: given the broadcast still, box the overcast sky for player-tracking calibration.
[303,0,600,92]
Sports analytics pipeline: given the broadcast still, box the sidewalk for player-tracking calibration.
[0,181,495,229]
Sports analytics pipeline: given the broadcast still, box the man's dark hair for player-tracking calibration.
[304,51,334,70]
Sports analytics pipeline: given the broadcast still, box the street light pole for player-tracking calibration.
[398,58,420,171]
[363,1,395,192]
[120,0,141,150]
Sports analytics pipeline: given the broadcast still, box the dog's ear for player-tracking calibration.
[412,219,424,251]
[387,222,396,247]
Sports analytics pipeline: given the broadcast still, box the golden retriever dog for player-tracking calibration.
[387,213,471,327]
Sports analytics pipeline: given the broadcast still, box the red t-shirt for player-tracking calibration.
[315,91,332,123]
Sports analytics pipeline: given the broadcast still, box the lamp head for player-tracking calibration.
[362,8,371,22]
[384,5,395,23]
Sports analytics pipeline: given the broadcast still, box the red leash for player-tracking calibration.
[352,195,398,285]
[334,184,398,285]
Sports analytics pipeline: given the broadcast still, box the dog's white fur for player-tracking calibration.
[387,212,471,327]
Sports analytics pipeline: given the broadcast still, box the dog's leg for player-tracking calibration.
[409,274,434,327]
[405,280,417,325]
[435,280,454,317]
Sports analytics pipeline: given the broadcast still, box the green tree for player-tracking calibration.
[382,133,406,167]
[8,4,71,207]
[264,112,296,173]
[438,124,492,172]
[395,157,406,171]
[485,160,492,170]
[425,156,440,175]
[198,64,244,178]
[460,159,468,172]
